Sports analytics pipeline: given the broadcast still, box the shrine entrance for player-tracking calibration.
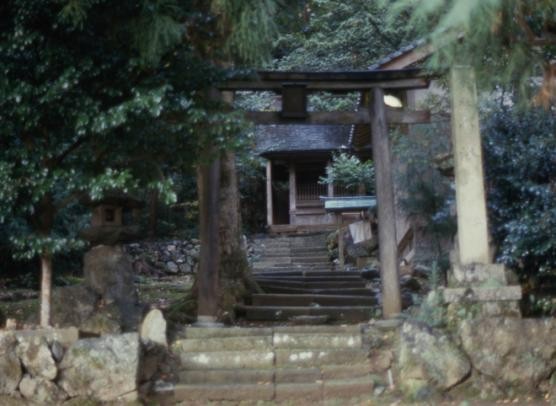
[196,68,433,323]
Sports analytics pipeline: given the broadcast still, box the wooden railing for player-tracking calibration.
[297,183,328,201]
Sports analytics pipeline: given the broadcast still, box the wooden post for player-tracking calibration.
[39,254,52,327]
[196,154,221,324]
[450,66,491,265]
[370,88,402,318]
[266,161,273,226]
[288,163,296,224]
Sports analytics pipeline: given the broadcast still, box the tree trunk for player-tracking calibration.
[218,151,253,320]
[39,253,52,327]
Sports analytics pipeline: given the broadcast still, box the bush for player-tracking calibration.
[483,108,556,278]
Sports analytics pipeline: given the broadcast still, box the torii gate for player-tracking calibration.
[196,66,501,324]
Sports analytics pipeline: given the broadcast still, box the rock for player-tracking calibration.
[80,305,122,336]
[19,374,67,404]
[51,285,98,328]
[84,245,137,305]
[59,333,140,402]
[399,321,471,394]
[16,335,57,380]
[140,309,167,347]
[166,261,179,273]
[50,341,64,363]
[459,317,556,390]
[0,332,22,395]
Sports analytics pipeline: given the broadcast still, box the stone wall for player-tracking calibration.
[125,239,201,276]
[0,328,140,404]
[397,317,556,401]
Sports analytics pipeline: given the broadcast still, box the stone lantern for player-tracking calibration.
[80,192,144,246]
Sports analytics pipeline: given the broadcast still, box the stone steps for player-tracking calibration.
[256,279,368,289]
[252,293,378,307]
[152,325,375,403]
[236,305,375,322]
[255,286,377,296]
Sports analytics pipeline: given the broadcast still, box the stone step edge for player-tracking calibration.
[152,376,375,401]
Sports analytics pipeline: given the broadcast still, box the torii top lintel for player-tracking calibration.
[218,68,431,93]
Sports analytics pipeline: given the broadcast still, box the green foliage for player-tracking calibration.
[0,0,268,265]
[483,107,556,277]
[319,152,375,194]
[394,122,456,268]
[387,0,556,102]
[237,154,267,233]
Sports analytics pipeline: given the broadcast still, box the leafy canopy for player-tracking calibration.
[387,0,556,104]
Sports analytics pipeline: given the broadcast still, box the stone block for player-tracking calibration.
[459,317,556,390]
[16,335,57,380]
[18,374,67,404]
[173,336,271,353]
[171,383,274,402]
[450,263,507,286]
[275,382,323,401]
[275,367,321,383]
[178,350,274,370]
[322,377,374,399]
[399,321,471,391]
[275,349,367,367]
[442,286,522,303]
[59,333,139,402]
[140,309,167,347]
[273,333,362,349]
[0,333,22,395]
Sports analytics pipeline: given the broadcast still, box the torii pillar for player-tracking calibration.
[444,66,521,314]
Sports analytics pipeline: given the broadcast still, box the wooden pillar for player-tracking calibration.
[196,154,221,324]
[266,161,273,226]
[288,163,296,224]
[370,88,402,318]
[337,214,345,271]
[450,66,491,265]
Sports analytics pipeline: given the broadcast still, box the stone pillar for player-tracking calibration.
[449,66,490,265]
[266,161,273,226]
[443,66,521,318]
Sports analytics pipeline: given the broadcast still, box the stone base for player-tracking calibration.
[443,286,522,318]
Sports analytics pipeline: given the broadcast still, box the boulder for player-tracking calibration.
[15,335,57,380]
[459,317,556,390]
[399,321,471,395]
[59,333,140,401]
[18,374,67,404]
[51,285,98,328]
[0,332,22,395]
[140,309,167,347]
[83,245,137,305]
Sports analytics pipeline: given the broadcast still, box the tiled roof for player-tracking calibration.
[255,125,352,156]
[368,39,427,70]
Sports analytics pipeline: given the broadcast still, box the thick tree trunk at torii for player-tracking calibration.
[218,151,252,319]
[196,156,221,323]
[370,88,402,318]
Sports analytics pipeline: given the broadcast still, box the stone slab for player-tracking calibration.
[275,368,321,383]
[275,382,323,401]
[451,263,507,286]
[321,363,372,380]
[322,377,374,399]
[275,349,368,368]
[173,336,272,353]
[442,286,522,303]
[171,383,274,402]
[180,326,272,339]
[179,350,275,370]
[178,369,274,385]
[273,333,362,349]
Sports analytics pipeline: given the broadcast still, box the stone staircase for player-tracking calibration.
[152,325,375,404]
[238,233,381,323]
